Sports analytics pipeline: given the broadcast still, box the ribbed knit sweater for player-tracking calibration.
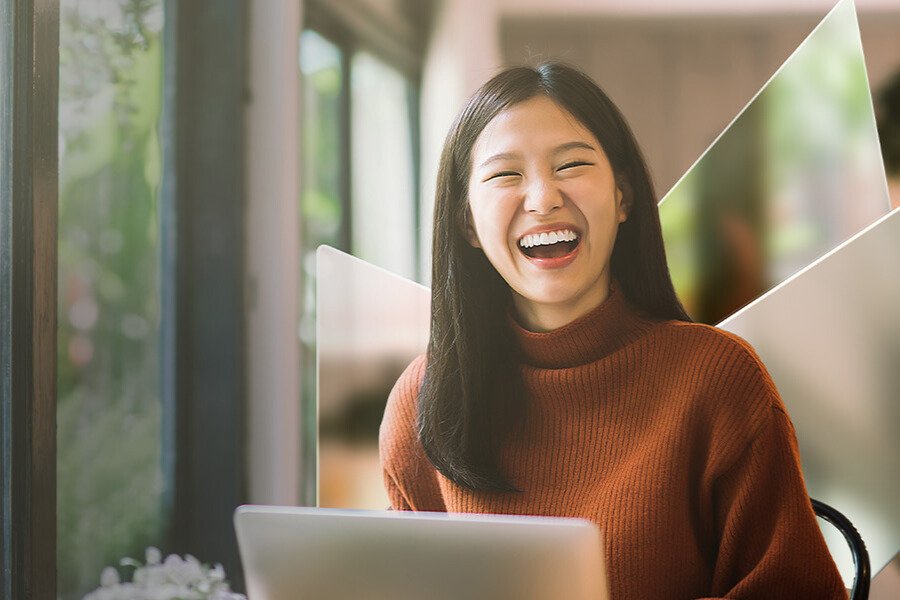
[379,281,847,599]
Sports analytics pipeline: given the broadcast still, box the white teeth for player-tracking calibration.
[518,229,578,248]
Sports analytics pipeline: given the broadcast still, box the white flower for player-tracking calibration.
[120,557,142,568]
[210,592,245,600]
[115,583,140,600]
[135,564,166,587]
[84,550,247,600]
[82,588,107,600]
[163,554,183,568]
[100,566,120,587]
[183,554,206,582]
[209,564,225,582]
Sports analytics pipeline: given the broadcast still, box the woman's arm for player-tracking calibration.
[378,354,446,512]
[383,467,413,511]
[698,404,847,599]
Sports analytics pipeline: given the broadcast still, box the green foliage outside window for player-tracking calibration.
[57,1,165,596]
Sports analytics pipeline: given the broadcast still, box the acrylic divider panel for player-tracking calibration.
[315,246,430,509]
[659,0,891,326]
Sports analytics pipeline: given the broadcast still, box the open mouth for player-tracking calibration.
[518,229,580,259]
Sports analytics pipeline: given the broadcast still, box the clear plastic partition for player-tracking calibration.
[316,246,430,509]
[719,206,900,583]
[660,0,891,326]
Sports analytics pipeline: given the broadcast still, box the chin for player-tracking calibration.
[517,287,582,307]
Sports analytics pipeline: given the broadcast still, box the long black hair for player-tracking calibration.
[419,62,692,492]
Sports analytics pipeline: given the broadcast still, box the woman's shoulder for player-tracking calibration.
[379,353,446,509]
[379,353,427,451]
[657,318,759,353]
[656,319,777,384]
[388,353,428,407]
[652,319,785,441]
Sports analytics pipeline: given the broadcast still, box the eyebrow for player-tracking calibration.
[477,141,598,169]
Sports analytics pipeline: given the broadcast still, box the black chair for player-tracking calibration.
[812,498,870,600]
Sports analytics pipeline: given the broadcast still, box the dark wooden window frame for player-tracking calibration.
[161,0,247,589]
[1,0,60,598]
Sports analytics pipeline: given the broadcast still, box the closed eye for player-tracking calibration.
[485,171,520,181]
[558,161,593,171]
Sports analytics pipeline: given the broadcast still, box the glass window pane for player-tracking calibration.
[299,29,344,501]
[300,29,344,256]
[350,52,416,281]
[57,2,165,596]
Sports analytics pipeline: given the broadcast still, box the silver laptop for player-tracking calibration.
[234,505,609,600]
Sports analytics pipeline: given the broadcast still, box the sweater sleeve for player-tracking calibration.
[379,357,420,511]
[383,467,412,511]
[379,354,446,512]
[697,404,847,600]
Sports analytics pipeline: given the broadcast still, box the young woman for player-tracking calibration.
[379,62,846,599]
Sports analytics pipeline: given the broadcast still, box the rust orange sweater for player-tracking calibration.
[378,281,847,599]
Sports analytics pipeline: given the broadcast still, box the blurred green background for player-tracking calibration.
[57,1,164,596]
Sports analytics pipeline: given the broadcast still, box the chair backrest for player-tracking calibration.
[813,498,871,600]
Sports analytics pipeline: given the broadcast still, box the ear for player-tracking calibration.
[615,179,633,224]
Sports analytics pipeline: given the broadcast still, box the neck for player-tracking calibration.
[512,276,612,333]
[508,277,656,369]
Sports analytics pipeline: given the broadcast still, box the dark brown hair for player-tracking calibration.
[419,62,692,492]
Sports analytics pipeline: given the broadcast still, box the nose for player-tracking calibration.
[523,177,563,215]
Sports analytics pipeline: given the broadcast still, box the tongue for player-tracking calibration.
[528,241,576,259]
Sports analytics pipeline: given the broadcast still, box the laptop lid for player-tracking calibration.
[234,505,608,600]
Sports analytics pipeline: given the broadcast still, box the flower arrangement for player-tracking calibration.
[83,547,247,600]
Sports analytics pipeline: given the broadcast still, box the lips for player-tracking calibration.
[520,237,579,259]
[520,242,581,269]
[517,236,581,269]
[515,223,582,269]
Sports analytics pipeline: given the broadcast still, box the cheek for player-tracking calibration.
[568,181,620,221]
[469,192,517,241]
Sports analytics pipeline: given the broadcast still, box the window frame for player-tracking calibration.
[160,1,247,588]
[2,0,251,594]
[1,0,60,597]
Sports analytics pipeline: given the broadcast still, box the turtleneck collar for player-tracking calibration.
[507,279,657,369]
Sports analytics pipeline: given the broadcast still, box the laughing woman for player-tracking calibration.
[378,62,846,599]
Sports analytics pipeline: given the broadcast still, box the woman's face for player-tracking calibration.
[466,95,629,332]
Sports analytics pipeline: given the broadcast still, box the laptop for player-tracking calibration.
[234,505,609,600]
